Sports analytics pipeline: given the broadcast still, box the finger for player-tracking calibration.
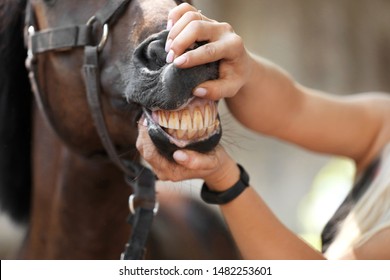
[169,9,213,38]
[167,3,198,30]
[173,149,220,171]
[136,119,148,151]
[166,11,215,56]
[171,21,226,57]
[166,8,203,53]
[172,39,228,69]
[193,77,242,100]
[170,24,239,68]
[136,118,150,141]
[136,126,157,162]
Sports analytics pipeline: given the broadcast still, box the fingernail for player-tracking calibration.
[165,38,172,52]
[142,118,148,126]
[166,49,175,64]
[173,55,187,66]
[173,150,188,162]
[194,87,207,97]
[166,19,173,31]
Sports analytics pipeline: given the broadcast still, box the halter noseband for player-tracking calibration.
[24,0,158,260]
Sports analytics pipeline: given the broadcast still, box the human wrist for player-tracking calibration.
[203,159,240,192]
[201,163,250,205]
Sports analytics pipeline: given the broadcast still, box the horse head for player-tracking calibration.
[29,0,221,162]
[0,0,236,259]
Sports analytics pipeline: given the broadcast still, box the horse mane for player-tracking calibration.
[0,0,32,223]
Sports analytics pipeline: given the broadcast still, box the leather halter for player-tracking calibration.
[24,0,159,260]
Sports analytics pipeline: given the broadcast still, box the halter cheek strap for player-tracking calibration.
[24,0,157,260]
[83,43,158,260]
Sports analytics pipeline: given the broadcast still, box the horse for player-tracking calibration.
[0,0,238,259]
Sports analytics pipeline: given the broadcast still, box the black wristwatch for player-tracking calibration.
[201,164,250,204]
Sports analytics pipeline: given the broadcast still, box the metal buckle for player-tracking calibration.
[128,194,159,216]
[25,26,36,70]
[86,16,109,52]
[120,244,129,260]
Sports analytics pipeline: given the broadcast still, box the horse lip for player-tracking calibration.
[148,96,196,112]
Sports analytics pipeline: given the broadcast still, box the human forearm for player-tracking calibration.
[225,54,301,135]
[202,157,324,260]
[275,89,388,170]
[205,177,324,260]
[220,188,325,260]
[226,55,390,170]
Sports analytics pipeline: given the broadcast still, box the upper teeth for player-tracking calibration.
[155,103,219,140]
[157,104,216,130]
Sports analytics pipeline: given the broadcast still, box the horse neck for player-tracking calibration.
[21,106,133,259]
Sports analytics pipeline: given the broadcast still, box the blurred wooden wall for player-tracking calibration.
[195,0,390,93]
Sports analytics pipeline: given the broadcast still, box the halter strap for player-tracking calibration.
[25,0,138,176]
[24,0,158,260]
[83,46,141,178]
[25,0,131,55]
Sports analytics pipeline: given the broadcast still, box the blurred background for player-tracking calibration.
[1,0,390,258]
[189,0,390,249]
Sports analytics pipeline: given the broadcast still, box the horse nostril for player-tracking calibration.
[144,38,166,69]
[129,30,219,111]
[134,30,169,71]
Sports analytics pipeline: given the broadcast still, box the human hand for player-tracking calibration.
[136,117,240,191]
[165,3,254,101]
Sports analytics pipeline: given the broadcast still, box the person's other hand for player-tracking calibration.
[136,117,239,190]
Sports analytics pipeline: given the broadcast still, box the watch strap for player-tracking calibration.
[201,164,250,204]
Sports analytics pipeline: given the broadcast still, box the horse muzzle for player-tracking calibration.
[128,30,222,159]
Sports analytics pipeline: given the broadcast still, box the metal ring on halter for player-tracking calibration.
[86,16,109,52]
[25,26,36,69]
[128,194,159,216]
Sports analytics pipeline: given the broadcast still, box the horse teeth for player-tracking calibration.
[168,111,180,129]
[158,103,219,140]
[187,128,197,139]
[180,109,192,130]
[207,126,214,135]
[158,111,168,127]
[193,108,203,129]
[198,128,206,137]
[177,129,186,139]
[207,120,220,135]
[204,104,211,127]
[168,128,175,135]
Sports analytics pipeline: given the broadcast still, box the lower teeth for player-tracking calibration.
[165,120,219,140]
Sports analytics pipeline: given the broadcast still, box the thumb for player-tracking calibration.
[193,78,241,100]
[173,146,224,171]
[173,149,219,170]
[172,150,190,164]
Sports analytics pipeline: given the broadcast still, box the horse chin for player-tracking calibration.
[142,98,222,160]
